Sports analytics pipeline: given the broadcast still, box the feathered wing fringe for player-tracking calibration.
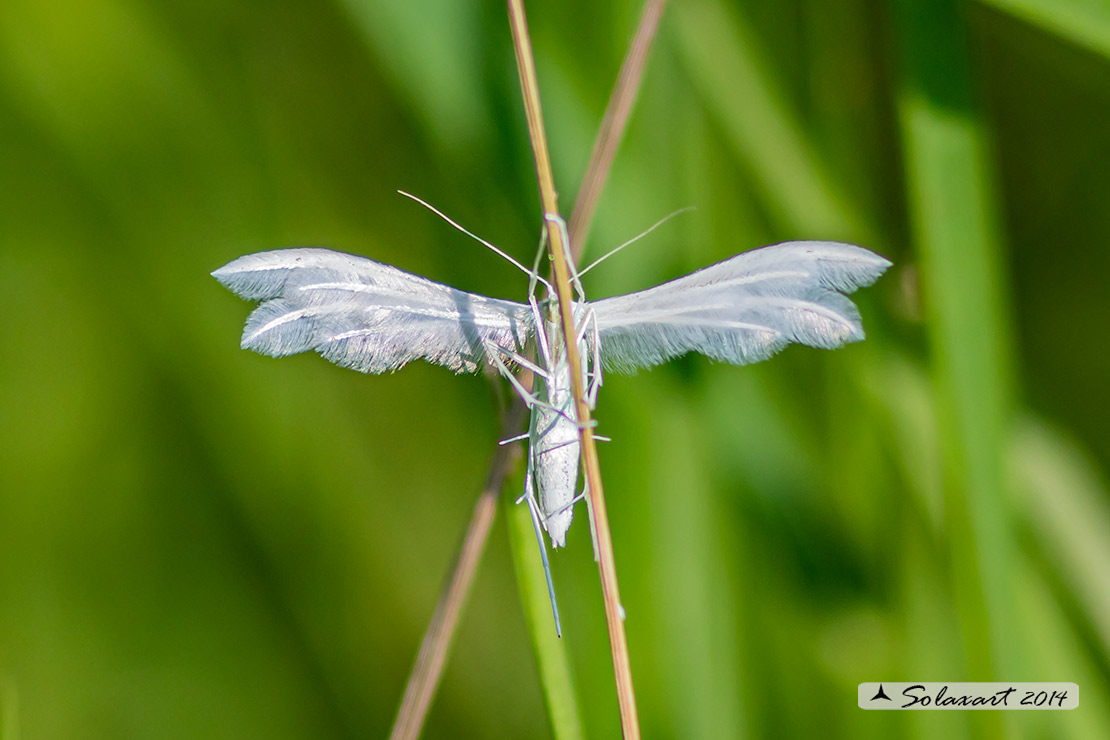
[213,241,890,376]
[213,248,533,374]
[590,241,891,373]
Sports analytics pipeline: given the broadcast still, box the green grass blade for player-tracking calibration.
[979,0,1110,60]
[505,494,587,740]
[0,679,17,740]
[891,0,1019,696]
[334,0,486,145]
[671,0,863,239]
[1013,419,1110,664]
[650,390,747,740]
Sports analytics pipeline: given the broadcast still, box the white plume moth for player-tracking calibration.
[212,209,891,634]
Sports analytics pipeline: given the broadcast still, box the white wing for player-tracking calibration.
[212,248,533,374]
[590,241,891,372]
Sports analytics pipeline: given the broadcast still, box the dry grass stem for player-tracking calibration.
[568,0,668,260]
[387,397,528,740]
[392,1,664,736]
[507,0,641,737]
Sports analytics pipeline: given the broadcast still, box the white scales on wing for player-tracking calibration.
[214,236,891,633]
[214,239,890,538]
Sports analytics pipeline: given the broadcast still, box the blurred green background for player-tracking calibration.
[2,0,1110,737]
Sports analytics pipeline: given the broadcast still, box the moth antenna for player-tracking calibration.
[398,190,553,292]
[578,206,696,276]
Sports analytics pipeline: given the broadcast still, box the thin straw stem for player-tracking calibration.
[568,0,667,261]
[391,2,663,736]
[388,399,528,740]
[506,1,640,737]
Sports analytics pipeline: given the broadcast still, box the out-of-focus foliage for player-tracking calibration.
[1,0,1108,738]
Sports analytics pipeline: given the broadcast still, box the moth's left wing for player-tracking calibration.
[213,248,533,374]
[590,241,890,372]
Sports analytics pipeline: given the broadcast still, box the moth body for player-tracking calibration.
[531,317,589,548]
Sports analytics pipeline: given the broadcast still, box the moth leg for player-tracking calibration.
[487,358,570,420]
[534,412,600,435]
[483,340,549,410]
[484,339,580,423]
[578,477,601,564]
[587,308,603,407]
[534,436,580,455]
[549,488,587,518]
[515,417,540,506]
[499,431,530,446]
[529,295,555,370]
[544,214,585,302]
[573,306,604,409]
[573,305,592,345]
[484,337,549,379]
[526,491,562,637]
[519,421,562,637]
[563,303,602,410]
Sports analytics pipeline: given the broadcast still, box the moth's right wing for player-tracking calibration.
[212,248,533,374]
[590,241,891,372]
